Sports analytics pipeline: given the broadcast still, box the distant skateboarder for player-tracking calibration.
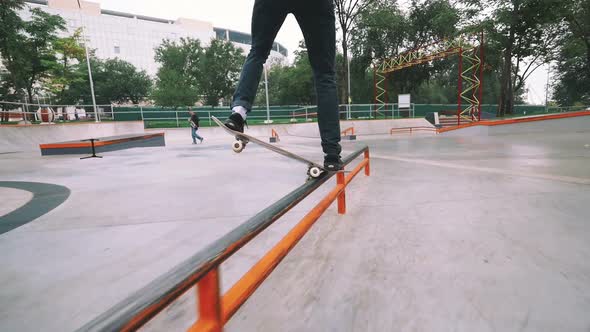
[224,0,343,171]
[189,110,204,144]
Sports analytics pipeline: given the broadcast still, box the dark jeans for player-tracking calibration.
[231,0,341,156]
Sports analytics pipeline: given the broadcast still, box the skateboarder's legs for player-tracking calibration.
[231,1,288,113]
[293,0,342,158]
[191,127,203,144]
[229,0,342,168]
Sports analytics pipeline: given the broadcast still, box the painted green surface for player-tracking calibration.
[0,181,70,235]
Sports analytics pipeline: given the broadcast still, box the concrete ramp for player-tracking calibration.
[270,118,435,138]
[153,118,436,145]
[0,122,145,153]
[440,111,590,137]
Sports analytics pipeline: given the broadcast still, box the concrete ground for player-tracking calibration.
[0,117,589,332]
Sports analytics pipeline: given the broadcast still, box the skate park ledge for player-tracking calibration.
[438,110,590,133]
[39,133,165,156]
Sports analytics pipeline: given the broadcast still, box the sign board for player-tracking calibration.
[398,94,411,109]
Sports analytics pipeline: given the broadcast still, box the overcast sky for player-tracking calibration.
[97,0,548,105]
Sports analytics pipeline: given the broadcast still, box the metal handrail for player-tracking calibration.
[77,145,370,332]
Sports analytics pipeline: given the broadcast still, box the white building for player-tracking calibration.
[20,0,288,76]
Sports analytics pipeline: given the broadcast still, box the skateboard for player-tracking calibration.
[211,116,325,178]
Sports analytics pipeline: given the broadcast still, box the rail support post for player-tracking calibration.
[364,150,371,176]
[337,172,346,215]
[191,268,222,332]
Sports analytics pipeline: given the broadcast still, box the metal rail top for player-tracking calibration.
[77,144,369,331]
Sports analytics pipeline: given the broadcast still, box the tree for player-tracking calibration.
[254,41,316,106]
[63,57,152,105]
[408,0,460,48]
[198,39,244,107]
[46,29,86,104]
[0,0,26,108]
[461,0,562,116]
[350,0,462,104]
[553,0,590,105]
[153,38,203,108]
[553,37,590,105]
[96,59,152,104]
[19,8,66,102]
[335,0,375,105]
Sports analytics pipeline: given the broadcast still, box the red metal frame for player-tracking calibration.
[457,48,463,126]
[478,32,485,121]
[373,34,484,126]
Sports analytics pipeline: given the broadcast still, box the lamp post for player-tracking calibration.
[264,64,272,124]
[77,0,99,122]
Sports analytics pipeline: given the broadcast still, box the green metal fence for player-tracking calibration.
[111,104,587,128]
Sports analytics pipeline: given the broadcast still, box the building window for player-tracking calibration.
[114,46,121,54]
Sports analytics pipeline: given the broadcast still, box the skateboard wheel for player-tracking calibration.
[232,140,245,153]
[309,167,322,178]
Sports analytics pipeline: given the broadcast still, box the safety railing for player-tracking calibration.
[0,100,114,123]
[390,126,439,135]
[270,129,280,142]
[76,145,371,332]
[341,127,355,136]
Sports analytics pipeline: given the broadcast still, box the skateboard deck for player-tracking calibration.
[211,116,325,177]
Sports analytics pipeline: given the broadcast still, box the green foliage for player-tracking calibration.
[19,8,66,98]
[351,0,407,70]
[153,38,244,107]
[0,0,25,102]
[408,0,460,46]
[199,39,245,107]
[0,4,65,103]
[350,0,461,104]
[460,0,563,115]
[97,59,152,104]
[46,29,86,104]
[553,37,590,105]
[552,0,590,105]
[1,0,586,110]
[153,38,203,108]
[64,57,152,105]
[254,42,316,106]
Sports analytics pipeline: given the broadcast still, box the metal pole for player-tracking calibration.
[347,55,352,120]
[545,63,550,113]
[21,101,27,124]
[264,65,271,124]
[140,106,144,121]
[24,95,30,122]
[478,31,485,121]
[77,0,99,123]
[457,48,463,126]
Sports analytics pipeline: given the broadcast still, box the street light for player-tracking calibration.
[77,0,99,122]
